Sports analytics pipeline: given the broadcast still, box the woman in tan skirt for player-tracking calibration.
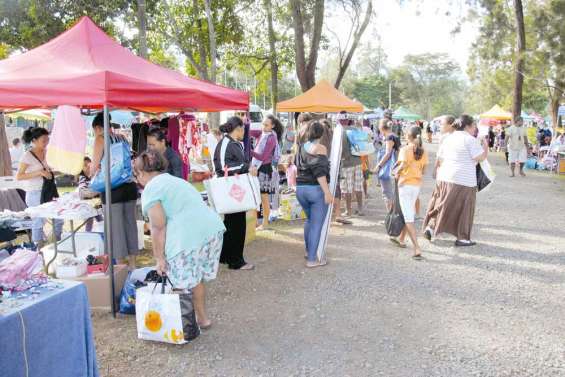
[423,115,489,247]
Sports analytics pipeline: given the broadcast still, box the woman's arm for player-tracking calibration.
[89,136,104,177]
[473,138,489,162]
[148,202,168,276]
[251,134,277,162]
[16,162,45,180]
[373,139,394,172]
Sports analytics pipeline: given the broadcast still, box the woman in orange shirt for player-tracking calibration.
[392,126,428,259]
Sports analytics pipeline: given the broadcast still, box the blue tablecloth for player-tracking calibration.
[0,280,99,377]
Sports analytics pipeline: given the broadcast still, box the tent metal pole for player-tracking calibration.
[103,105,116,317]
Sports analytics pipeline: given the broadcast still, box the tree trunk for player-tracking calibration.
[334,1,373,89]
[512,0,526,123]
[550,95,560,131]
[204,0,217,83]
[137,0,148,58]
[265,0,278,112]
[290,0,325,91]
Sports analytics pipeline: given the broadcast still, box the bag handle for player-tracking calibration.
[29,150,51,172]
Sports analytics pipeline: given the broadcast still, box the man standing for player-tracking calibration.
[338,112,364,217]
[9,138,24,172]
[506,116,528,177]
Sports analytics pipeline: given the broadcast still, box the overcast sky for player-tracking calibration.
[326,0,479,72]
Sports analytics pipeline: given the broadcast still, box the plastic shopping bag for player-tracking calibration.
[476,160,495,192]
[136,281,187,344]
[204,174,261,214]
[119,274,139,315]
[385,180,405,237]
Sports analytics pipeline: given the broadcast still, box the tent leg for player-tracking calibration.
[103,105,116,317]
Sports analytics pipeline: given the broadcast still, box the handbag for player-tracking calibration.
[29,151,59,204]
[385,180,405,237]
[204,173,261,214]
[204,138,261,214]
[135,278,200,344]
[90,138,133,193]
[377,148,397,181]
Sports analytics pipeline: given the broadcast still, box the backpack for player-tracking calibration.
[90,136,133,192]
[346,128,375,156]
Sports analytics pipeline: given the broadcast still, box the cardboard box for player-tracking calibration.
[68,264,129,311]
[279,193,306,221]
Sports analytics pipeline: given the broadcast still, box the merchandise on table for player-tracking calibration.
[279,193,306,221]
[25,192,99,220]
[0,248,46,291]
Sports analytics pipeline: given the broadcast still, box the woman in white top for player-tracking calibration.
[423,115,489,247]
[16,127,63,244]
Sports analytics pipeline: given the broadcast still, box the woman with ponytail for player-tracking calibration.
[16,127,63,244]
[213,116,257,270]
[391,126,428,259]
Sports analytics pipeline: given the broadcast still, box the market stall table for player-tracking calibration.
[0,279,99,377]
[24,194,101,272]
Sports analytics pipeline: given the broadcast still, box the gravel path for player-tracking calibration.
[93,144,565,377]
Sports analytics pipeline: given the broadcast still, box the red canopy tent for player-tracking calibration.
[0,17,249,315]
[0,16,248,112]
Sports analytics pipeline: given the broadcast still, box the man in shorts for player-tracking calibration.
[506,116,528,177]
[338,112,364,217]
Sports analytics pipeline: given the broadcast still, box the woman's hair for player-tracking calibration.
[379,119,392,130]
[306,121,324,141]
[297,112,313,124]
[443,115,456,125]
[408,126,424,161]
[219,116,243,134]
[454,114,474,131]
[266,115,283,142]
[92,112,112,129]
[135,150,168,173]
[147,127,166,141]
[22,127,49,144]
[321,119,332,129]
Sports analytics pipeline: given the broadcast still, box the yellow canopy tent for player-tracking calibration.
[479,104,512,120]
[277,80,363,113]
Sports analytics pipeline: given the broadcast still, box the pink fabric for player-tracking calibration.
[0,249,43,289]
[0,17,249,112]
[286,164,297,189]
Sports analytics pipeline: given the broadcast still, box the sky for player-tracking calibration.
[326,0,480,72]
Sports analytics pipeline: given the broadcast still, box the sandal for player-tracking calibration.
[336,218,353,225]
[389,238,407,248]
[238,263,255,270]
[198,321,213,330]
[306,260,328,268]
[412,254,424,260]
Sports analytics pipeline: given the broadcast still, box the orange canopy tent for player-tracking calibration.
[479,105,512,120]
[277,80,363,113]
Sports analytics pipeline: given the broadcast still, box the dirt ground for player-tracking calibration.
[92,143,565,377]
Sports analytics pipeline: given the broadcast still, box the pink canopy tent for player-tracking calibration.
[0,16,248,112]
[0,16,249,315]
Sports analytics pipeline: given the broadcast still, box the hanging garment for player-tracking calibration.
[46,105,86,175]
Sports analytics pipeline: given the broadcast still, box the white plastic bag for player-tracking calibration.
[204,174,261,214]
[135,283,186,344]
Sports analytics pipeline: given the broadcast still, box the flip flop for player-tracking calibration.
[412,254,424,261]
[198,321,212,330]
[389,238,407,248]
[238,263,255,270]
[306,260,328,268]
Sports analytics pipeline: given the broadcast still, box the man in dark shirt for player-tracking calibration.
[147,127,183,178]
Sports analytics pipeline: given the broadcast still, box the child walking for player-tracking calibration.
[391,126,428,259]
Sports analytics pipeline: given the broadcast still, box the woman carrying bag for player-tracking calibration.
[373,120,401,212]
[213,117,258,271]
[16,127,63,245]
[135,150,225,330]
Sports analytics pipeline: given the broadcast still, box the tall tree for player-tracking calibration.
[265,0,279,111]
[289,0,325,91]
[330,0,373,89]
[512,0,526,122]
[137,0,148,58]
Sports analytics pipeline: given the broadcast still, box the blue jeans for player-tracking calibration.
[25,190,63,243]
[296,185,329,262]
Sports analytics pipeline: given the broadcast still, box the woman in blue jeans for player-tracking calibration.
[295,121,333,268]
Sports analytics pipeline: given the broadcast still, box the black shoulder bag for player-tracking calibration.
[385,179,405,237]
[29,151,59,204]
